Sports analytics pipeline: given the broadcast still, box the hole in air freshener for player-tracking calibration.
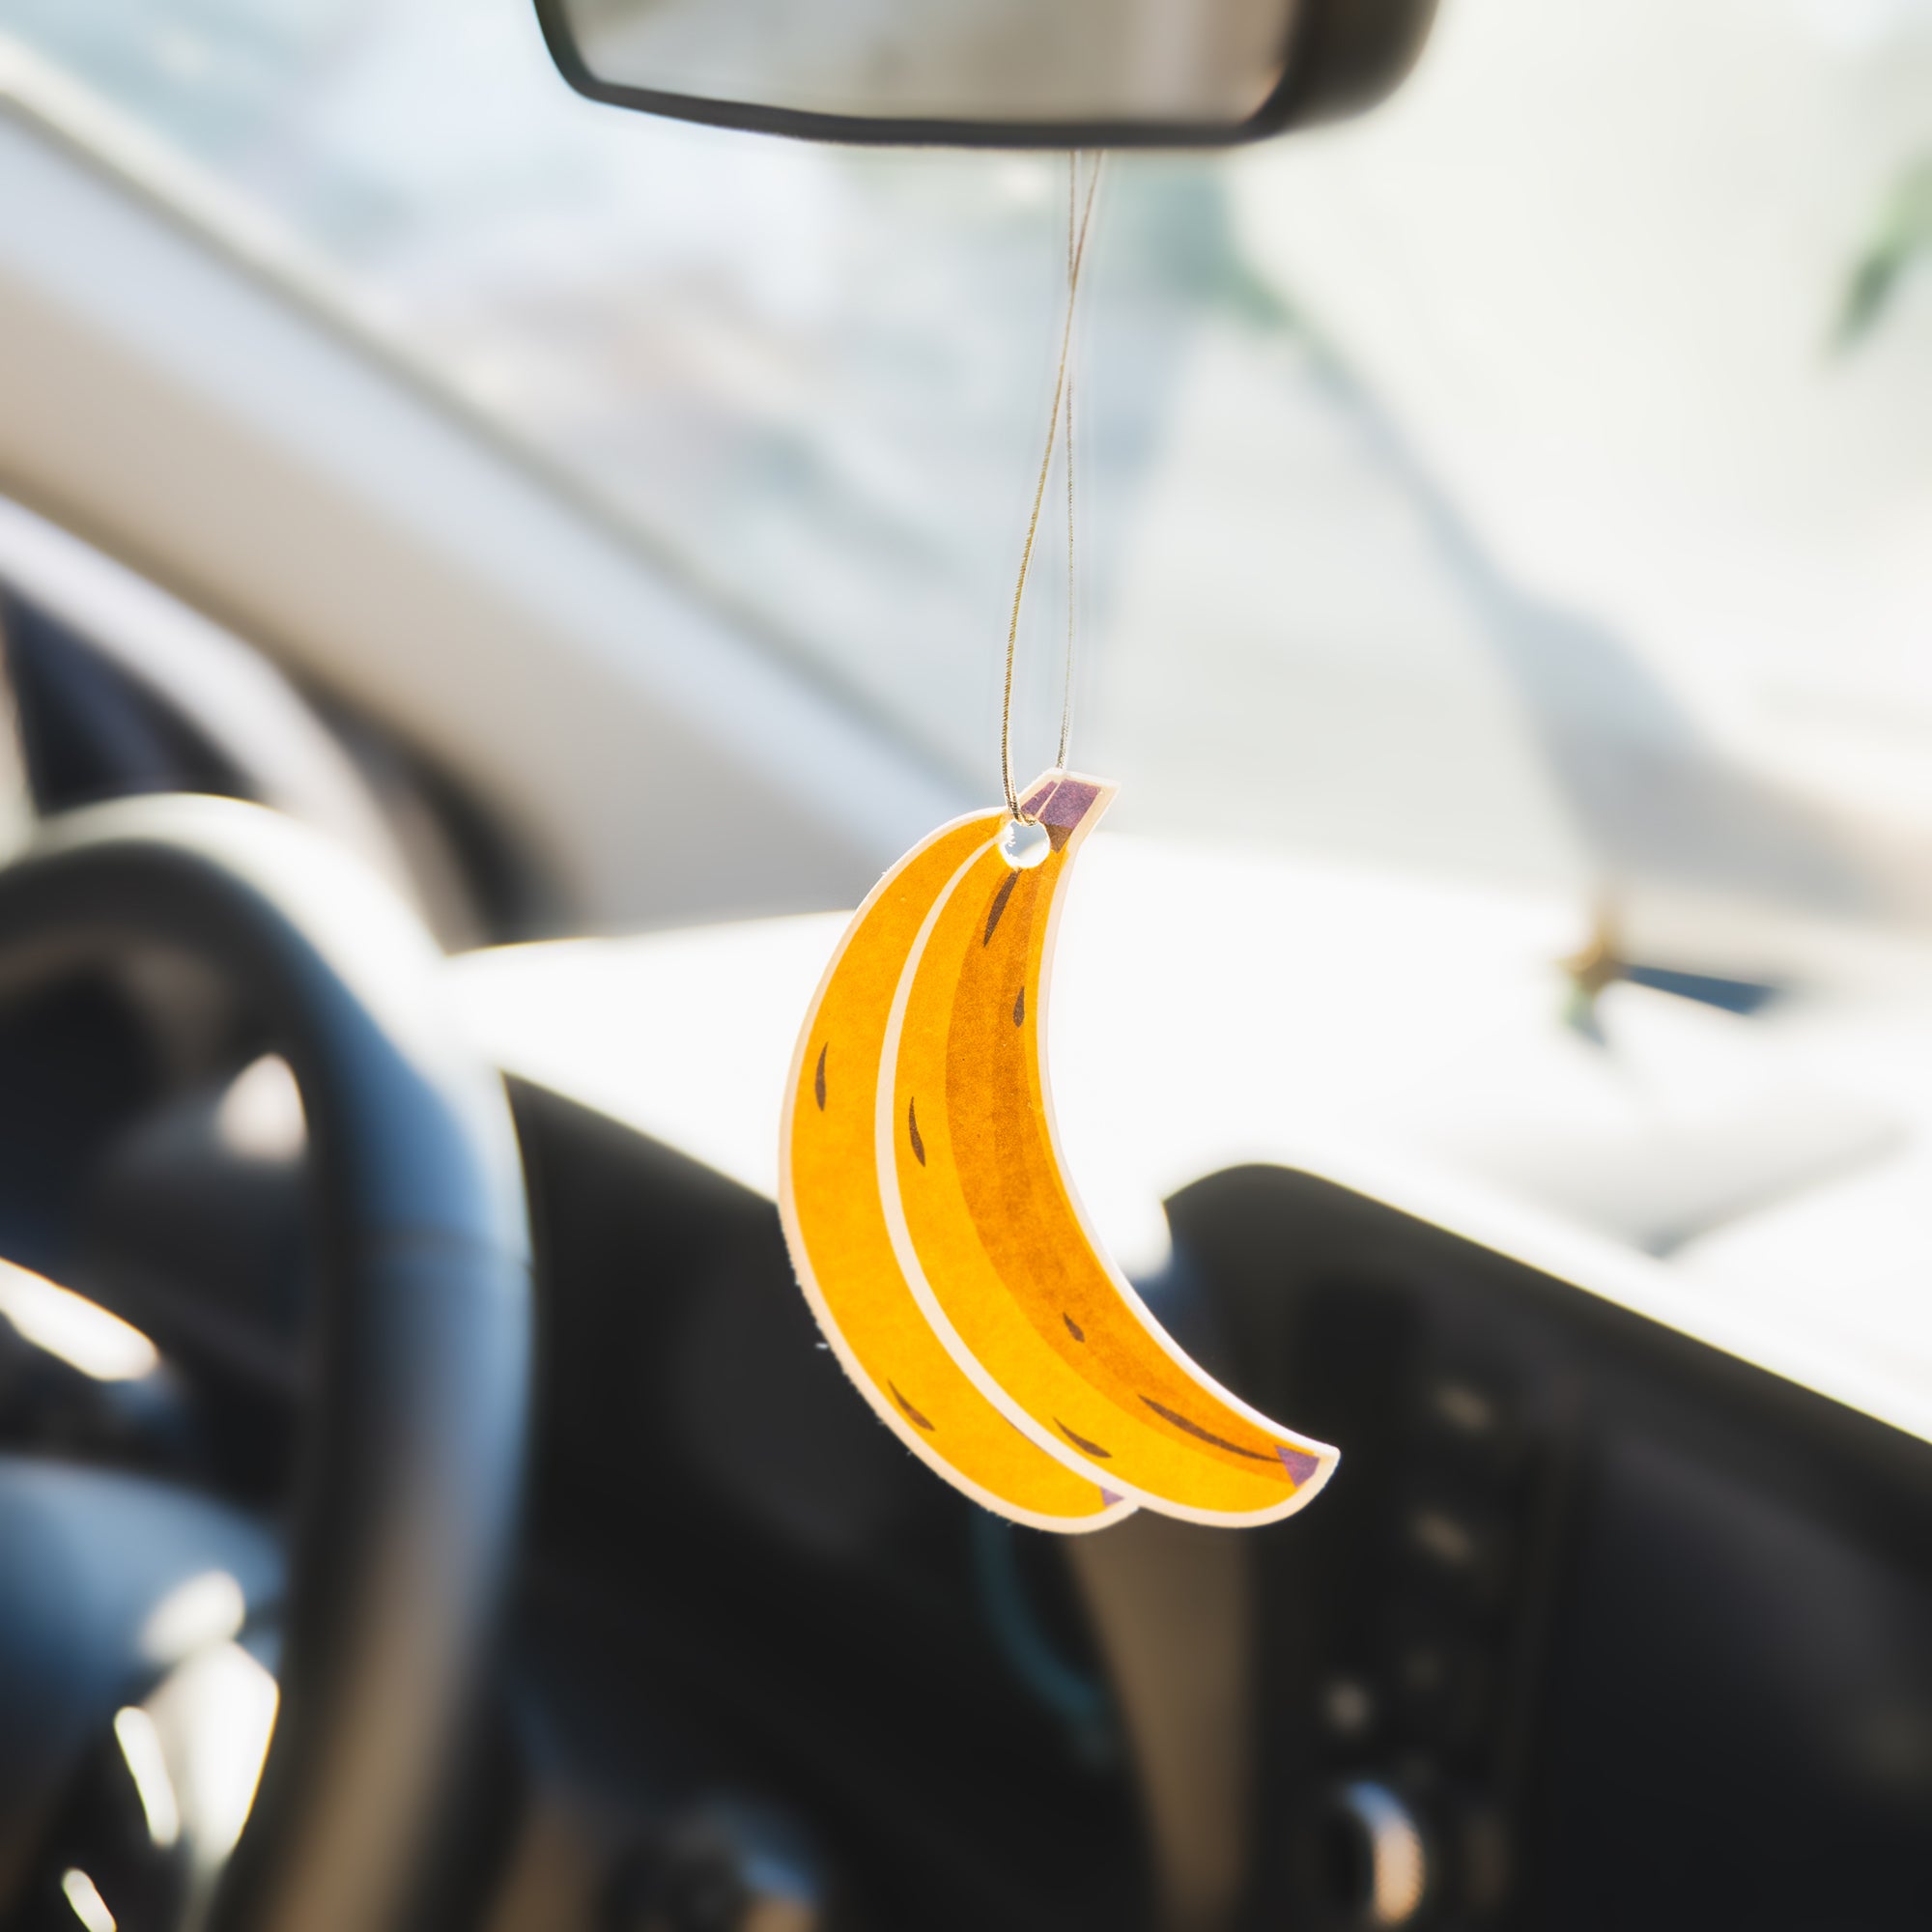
[998,817,1051,869]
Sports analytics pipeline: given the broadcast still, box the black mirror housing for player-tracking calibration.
[532,0,1438,149]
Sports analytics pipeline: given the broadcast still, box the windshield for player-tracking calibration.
[4,0,1932,934]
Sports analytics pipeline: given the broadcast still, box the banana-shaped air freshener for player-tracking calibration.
[780,771,1338,1530]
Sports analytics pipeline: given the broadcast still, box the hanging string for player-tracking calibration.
[1001,152,1103,821]
[1058,154,1080,775]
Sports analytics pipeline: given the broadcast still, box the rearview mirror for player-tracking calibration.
[532,0,1437,148]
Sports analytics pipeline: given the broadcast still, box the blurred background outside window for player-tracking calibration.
[5,0,1932,945]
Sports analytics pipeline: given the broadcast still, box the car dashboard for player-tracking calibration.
[494,1084,1932,1930]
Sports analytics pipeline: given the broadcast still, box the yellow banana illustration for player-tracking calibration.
[882,772,1338,1527]
[781,770,1336,1530]
[780,810,1134,1532]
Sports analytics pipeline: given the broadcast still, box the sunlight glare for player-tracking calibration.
[59,1869,116,1932]
[139,1571,247,1667]
[113,1705,182,1848]
[0,1258,157,1381]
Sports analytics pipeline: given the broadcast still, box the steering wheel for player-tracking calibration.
[0,796,532,1932]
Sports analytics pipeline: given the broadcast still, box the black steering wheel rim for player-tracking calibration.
[0,794,532,1932]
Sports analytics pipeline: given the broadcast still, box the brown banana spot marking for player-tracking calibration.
[1012,985,1025,1026]
[1057,1420,1112,1459]
[813,1042,827,1111]
[1063,1312,1084,1342]
[983,869,1018,946]
[889,1382,935,1432]
[1139,1395,1278,1463]
[907,1096,926,1166]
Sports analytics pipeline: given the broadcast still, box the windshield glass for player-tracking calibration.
[4,0,1931,933]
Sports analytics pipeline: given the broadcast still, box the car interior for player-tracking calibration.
[0,2,1928,1929]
